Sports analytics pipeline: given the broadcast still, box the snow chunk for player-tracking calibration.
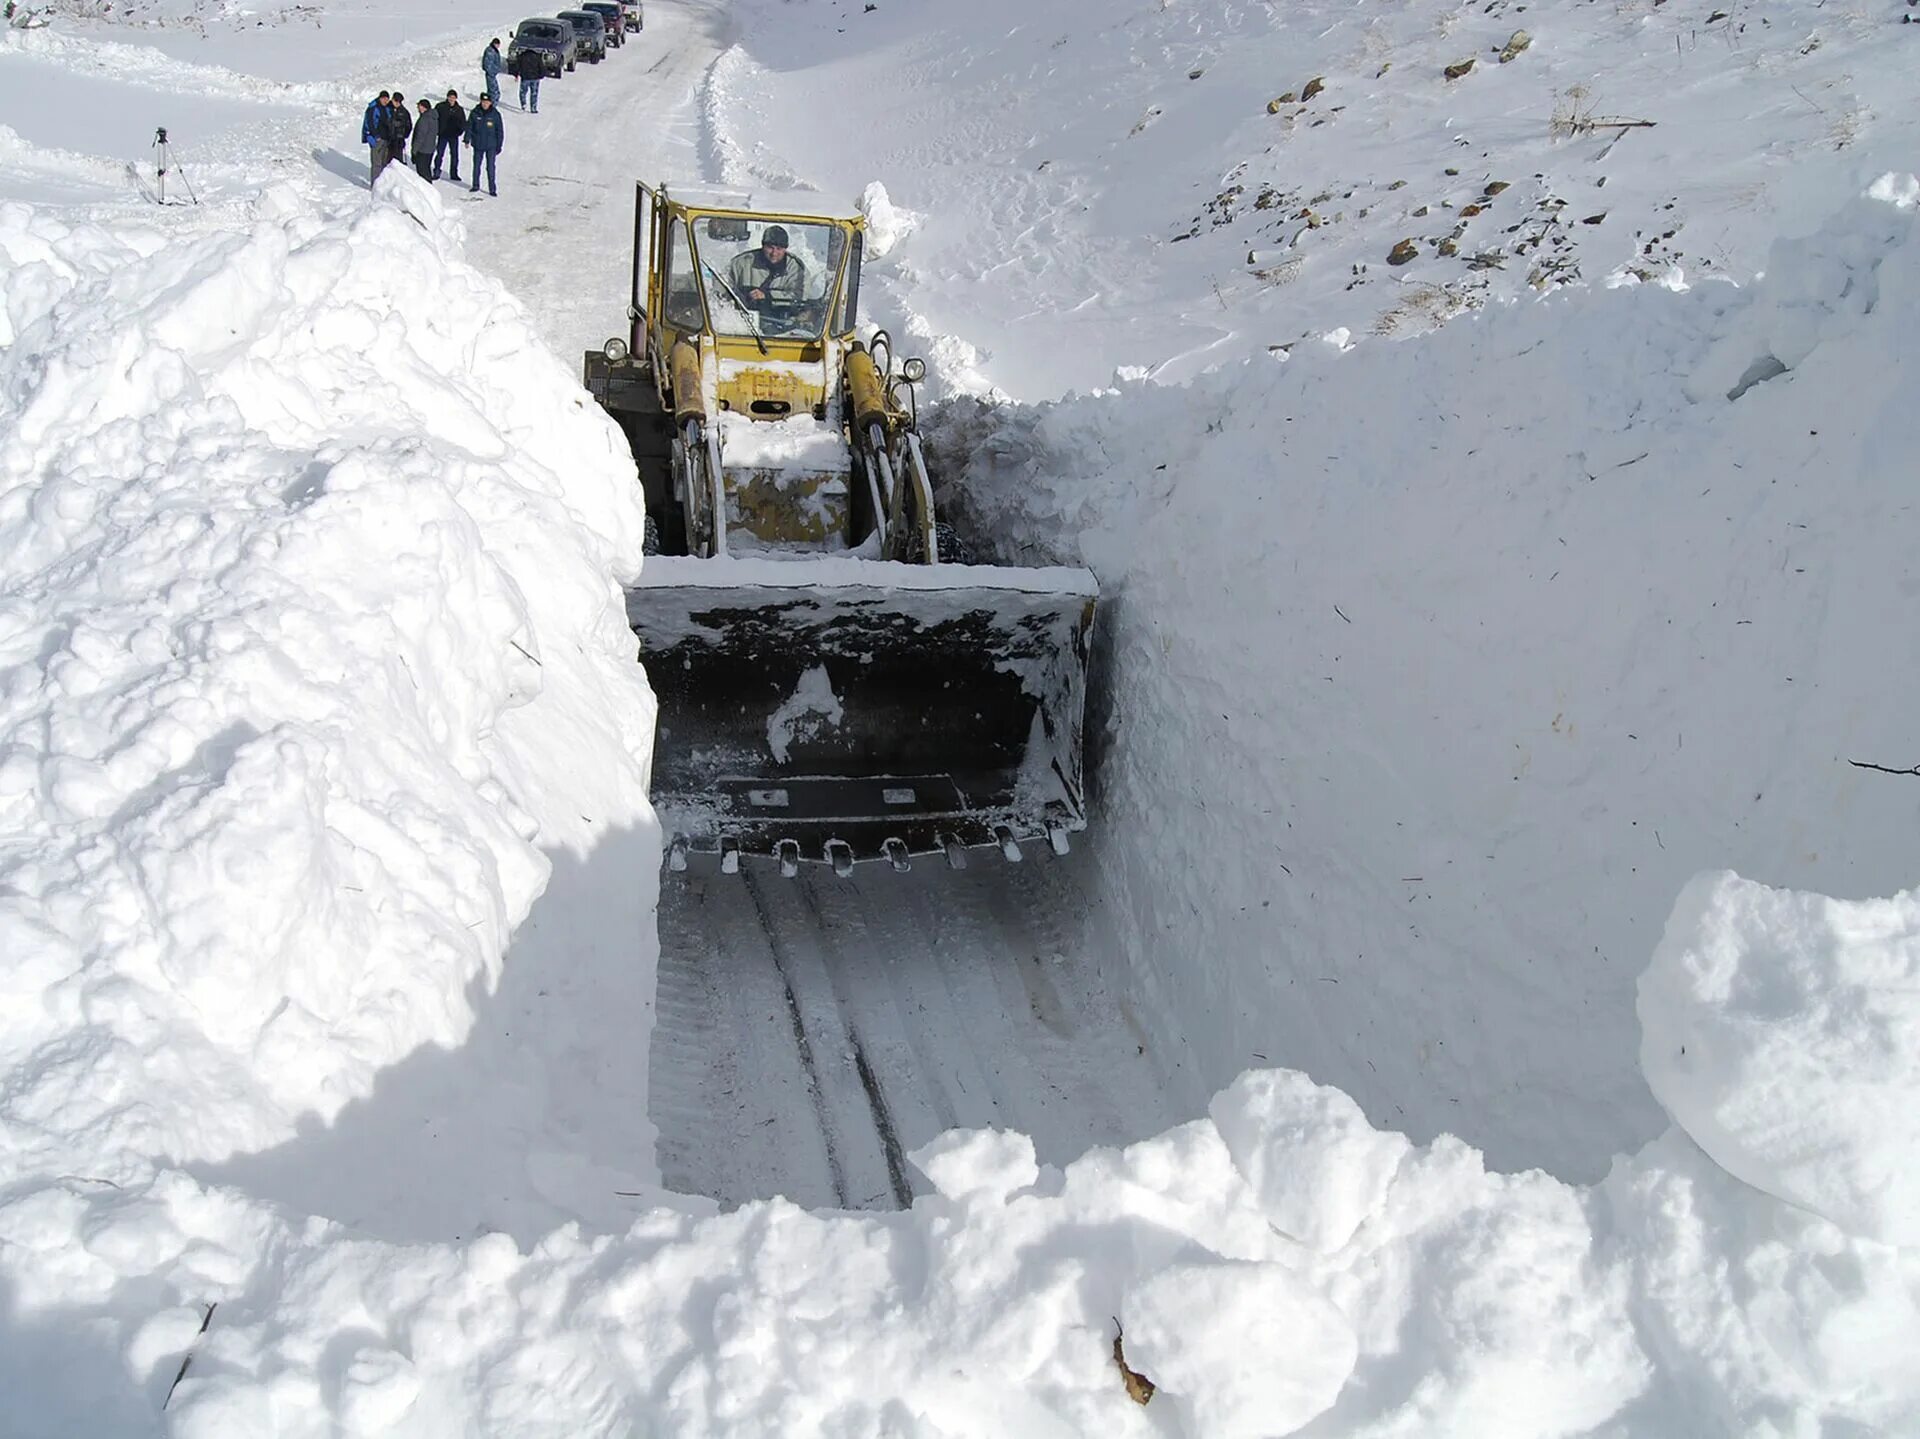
[912,1128,1038,1201]
[1122,1260,1356,1436]
[1640,871,1920,1245]
[715,410,846,475]
[1210,1069,1409,1250]
[1341,1137,1650,1434]
[767,664,844,763]
[1607,1128,1920,1435]
[858,180,920,258]
[1868,172,1920,210]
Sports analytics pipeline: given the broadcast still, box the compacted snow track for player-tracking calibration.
[651,852,1180,1210]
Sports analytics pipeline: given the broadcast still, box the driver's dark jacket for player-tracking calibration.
[727,249,808,306]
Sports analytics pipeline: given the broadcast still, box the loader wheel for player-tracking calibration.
[908,521,973,565]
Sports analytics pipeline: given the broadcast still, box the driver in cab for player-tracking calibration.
[727,224,808,312]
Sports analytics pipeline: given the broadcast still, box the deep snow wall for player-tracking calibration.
[934,192,1920,1179]
[0,178,659,1191]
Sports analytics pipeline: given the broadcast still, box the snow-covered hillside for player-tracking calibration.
[714,0,1918,393]
[1,0,1918,1433]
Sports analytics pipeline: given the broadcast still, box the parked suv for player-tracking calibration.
[581,2,625,47]
[556,10,607,63]
[509,16,576,75]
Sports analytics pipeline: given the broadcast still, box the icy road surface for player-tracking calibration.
[653,853,1180,1210]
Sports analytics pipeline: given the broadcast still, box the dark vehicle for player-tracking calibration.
[581,2,625,46]
[509,16,577,75]
[556,10,607,62]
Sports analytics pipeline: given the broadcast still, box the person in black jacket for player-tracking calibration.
[433,89,466,181]
[510,45,545,113]
[387,91,412,160]
[465,94,504,196]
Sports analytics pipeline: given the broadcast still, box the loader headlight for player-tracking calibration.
[901,357,927,384]
[604,337,629,364]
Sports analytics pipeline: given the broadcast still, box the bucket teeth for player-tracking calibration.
[719,836,740,874]
[941,834,969,870]
[776,839,801,878]
[1047,824,1071,857]
[825,839,855,878]
[993,825,1024,863]
[668,835,690,872]
[883,838,911,873]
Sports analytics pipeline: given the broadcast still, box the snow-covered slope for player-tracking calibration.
[713,0,1917,395]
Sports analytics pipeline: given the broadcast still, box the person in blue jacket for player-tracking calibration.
[362,90,395,186]
[466,94,504,197]
[481,38,504,103]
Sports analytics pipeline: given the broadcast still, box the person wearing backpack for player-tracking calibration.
[361,90,395,185]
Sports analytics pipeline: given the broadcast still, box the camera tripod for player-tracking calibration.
[151,127,198,206]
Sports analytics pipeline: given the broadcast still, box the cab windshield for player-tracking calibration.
[691,216,845,342]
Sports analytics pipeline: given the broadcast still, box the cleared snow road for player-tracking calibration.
[443,1,1184,1210]
[454,0,729,366]
[652,853,1179,1210]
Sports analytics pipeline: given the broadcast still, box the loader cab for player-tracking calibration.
[630,185,873,553]
[645,193,863,373]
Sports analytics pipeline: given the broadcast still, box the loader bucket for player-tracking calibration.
[628,555,1096,868]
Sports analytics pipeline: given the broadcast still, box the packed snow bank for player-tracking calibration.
[10,870,1918,1435]
[931,186,1920,1180]
[0,172,657,1190]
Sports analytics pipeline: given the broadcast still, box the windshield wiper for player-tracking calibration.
[702,263,768,355]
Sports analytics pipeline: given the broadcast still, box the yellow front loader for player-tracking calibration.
[585,183,1095,876]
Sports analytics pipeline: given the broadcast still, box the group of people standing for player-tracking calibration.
[361,73,504,196]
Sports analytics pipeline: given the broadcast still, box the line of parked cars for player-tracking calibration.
[508,0,642,79]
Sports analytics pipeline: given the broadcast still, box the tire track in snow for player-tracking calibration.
[652,854,1185,1210]
[739,866,856,1208]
